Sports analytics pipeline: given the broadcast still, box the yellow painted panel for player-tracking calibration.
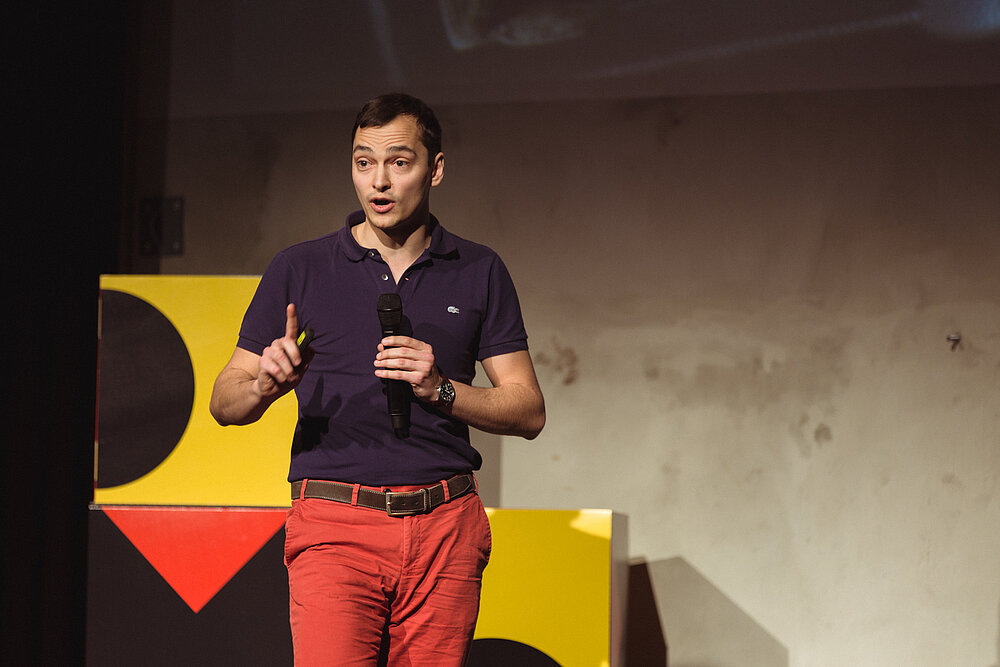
[94,275,295,507]
[477,509,616,667]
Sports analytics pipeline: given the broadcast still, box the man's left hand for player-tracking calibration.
[374,336,442,402]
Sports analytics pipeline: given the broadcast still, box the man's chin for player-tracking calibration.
[367,215,399,230]
[366,214,425,237]
[362,205,428,237]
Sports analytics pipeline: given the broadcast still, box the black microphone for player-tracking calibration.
[377,293,410,438]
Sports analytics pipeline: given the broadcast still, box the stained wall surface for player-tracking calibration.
[157,87,1000,666]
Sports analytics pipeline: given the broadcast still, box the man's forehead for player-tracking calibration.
[353,117,423,153]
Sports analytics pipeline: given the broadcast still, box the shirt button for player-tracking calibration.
[368,250,376,257]
[380,273,389,281]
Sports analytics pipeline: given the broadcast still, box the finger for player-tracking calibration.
[376,354,436,380]
[281,305,305,367]
[275,329,305,370]
[376,347,423,366]
[284,303,299,341]
[258,359,282,386]
[377,354,413,370]
[262,345,295,381]
[379,335,428,350]
[257,356,287,395]
[375,368,421,385]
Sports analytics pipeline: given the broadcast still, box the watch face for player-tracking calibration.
[438,380,456,405]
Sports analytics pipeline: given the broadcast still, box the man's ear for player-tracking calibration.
[430,152,445,187]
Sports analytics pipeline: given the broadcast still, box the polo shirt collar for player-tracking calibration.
[341,210,457,261]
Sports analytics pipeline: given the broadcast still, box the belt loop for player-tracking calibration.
[350,483,361,506]
[299,479,308,500]
[440,478,451,502]
[472,474,478,493]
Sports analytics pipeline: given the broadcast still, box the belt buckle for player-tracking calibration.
[385,488,430,517]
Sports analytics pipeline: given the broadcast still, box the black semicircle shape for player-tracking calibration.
[467,638,562,667]
[97,289,195,488]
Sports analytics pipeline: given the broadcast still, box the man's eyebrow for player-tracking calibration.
[352,144,417,156]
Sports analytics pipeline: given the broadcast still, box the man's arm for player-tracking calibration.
[454,350,546,439]
[375,339,545,439]
[209,304,310,426]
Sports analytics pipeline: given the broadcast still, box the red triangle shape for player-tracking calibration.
[102,506,286,613]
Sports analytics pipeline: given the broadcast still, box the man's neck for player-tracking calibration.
[353,215,433,282]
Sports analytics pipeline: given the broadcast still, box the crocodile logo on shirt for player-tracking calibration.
[447,306,460,314]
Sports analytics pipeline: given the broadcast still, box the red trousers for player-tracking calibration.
[283,484,492,666]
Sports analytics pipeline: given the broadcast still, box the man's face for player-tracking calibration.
[352,115,443,235]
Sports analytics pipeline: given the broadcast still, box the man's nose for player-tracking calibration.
[373,164,390,191]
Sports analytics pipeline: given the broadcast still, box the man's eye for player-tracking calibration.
[357,159,369,168]
[394,160,408,168]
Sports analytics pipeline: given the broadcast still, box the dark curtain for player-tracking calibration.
[3,4,126,663]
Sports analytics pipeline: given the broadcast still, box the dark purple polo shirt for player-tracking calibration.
[237,212,529,485]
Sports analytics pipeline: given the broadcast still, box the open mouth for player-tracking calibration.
[371,198,394,214]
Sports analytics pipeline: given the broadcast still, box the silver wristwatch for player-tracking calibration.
[434,378,455,407]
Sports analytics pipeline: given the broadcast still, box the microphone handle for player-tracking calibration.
[381,324,409,438]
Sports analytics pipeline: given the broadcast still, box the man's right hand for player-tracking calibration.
[209,303,312,426]
[255,303,312,399]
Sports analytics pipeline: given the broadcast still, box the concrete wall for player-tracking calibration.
[156,87,1000,666]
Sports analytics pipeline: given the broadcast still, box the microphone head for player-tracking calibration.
[377,292,402,329]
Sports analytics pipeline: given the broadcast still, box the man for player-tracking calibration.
[209,93,545,665]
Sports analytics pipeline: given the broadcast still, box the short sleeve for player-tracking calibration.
[237,252,296,355]
[477,255,529,361]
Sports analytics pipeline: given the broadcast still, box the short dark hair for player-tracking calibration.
[352,93,442,162]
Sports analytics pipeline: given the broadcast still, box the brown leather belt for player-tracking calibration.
[290,474,476,517]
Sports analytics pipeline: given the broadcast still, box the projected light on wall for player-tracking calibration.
[170,1,1000,125]
[436,0,1000,82]
[437,0,1000,51]
[919,0,1000,37]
